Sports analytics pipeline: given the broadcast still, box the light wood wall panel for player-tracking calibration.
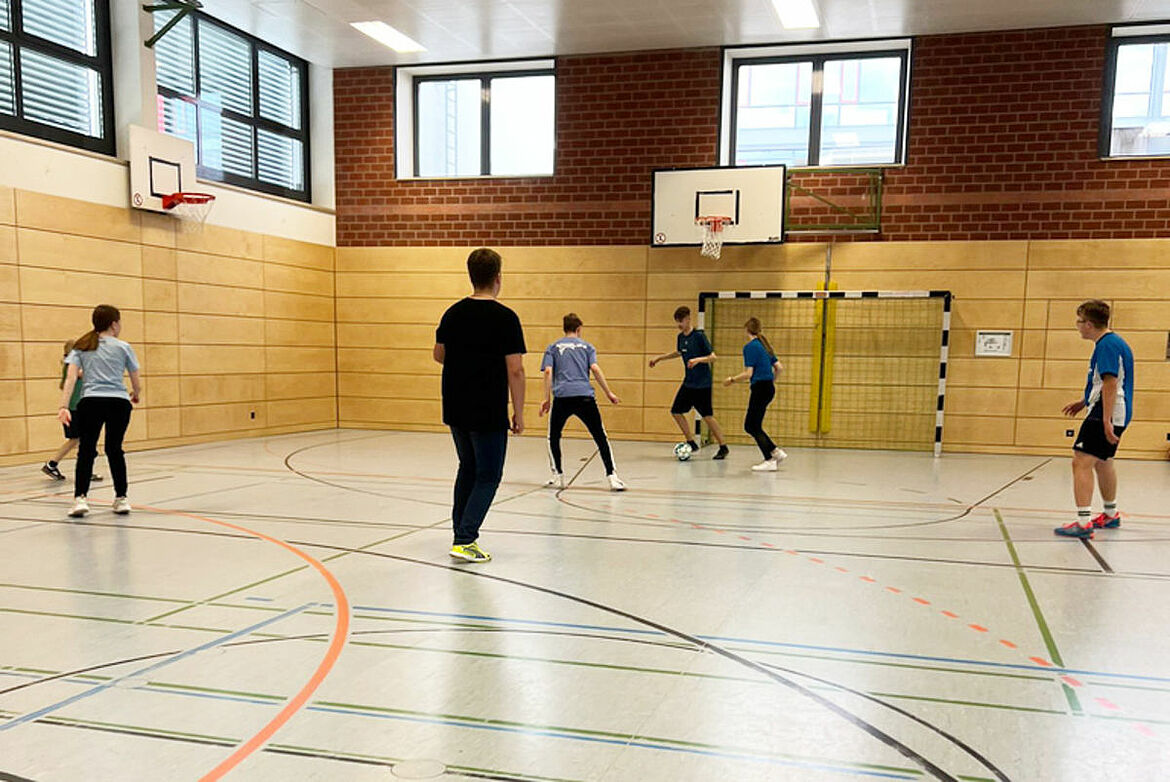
[1,189,336,463]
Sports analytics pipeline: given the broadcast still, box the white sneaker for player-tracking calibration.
[112,497,131,515]
[608,474,626,492]
[68,496,89,517]
[751,459,779,472]
[544,472,564,489]
[772,448,788,463]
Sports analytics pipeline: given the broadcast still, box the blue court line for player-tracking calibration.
[346,604,1170,685]
[0,674,912,779]
[0,602,313,733]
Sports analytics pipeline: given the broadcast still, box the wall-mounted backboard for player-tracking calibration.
[651,164,786,247]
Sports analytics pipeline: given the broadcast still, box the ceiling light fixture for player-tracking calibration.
[771,0,820,30]
[351,21,426,53]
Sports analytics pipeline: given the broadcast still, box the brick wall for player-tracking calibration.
[335,25,1170,245]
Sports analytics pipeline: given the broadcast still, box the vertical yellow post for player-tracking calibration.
[821,281,838,434]
[808,292,825,434]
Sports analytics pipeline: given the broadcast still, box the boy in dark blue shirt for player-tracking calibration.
[539,313,625,491]
[1056,300,1135,539]
[648,306,729,459]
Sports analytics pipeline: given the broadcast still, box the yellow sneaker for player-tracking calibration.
[450,542,491,562]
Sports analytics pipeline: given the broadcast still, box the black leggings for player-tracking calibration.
[75,396,132,498]
[744,381,778,460]
[547,396,616,475]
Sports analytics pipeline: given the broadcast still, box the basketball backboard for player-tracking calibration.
[651,165,786,248]
[128,124,197,213]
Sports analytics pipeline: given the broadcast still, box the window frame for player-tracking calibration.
[724,41,911,169]
[155,8,311,202]
[1099,24,1170,160]
[0,0,115,155]
[401,59,556,179]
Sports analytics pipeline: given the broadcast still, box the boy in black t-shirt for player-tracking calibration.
[434,248,527,562]
[649,306,729,459]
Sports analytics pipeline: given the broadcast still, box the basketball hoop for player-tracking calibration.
[697,215,731,260]
[162,192,215,230]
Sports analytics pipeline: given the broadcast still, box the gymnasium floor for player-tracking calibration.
[0,429,1168,782]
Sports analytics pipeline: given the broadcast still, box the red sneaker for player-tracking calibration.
[1054,521,1094,539]
[1091,513,1121,529]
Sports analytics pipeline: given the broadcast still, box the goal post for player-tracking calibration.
[696,289,951,456]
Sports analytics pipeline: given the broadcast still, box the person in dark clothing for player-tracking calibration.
[723,317,786,472]
[434,248,527,562]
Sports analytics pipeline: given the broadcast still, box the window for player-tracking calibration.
[0,0,114,154]
[725,42,910,168]
[399,61,555,178]
[1102,26,1170,158]
[153,8,310,200]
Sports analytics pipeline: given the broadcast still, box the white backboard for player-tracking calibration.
[128,125,198,213]
[652,165,786,247]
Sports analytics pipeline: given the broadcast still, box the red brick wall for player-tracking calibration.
[335,25,1170,245]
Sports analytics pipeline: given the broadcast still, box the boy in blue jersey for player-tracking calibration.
[648,306,729,459]
[540,313,626,491]
[1055,300,1134,539]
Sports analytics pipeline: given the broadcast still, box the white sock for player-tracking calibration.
[1103,500,1118,516]
[1077,506,1092,526]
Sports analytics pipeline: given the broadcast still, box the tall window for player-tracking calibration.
[403,62,555,178]
[0,0,114,154]
[153,9,310,201]
[727,43,910,168]
[1102,28,1170,158]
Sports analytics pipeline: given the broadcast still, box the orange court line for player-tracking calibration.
[138,505,351,782]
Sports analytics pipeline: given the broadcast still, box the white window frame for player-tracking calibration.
[395,58,555,179]
[720,39,912,168]
[1101,23,1170,160]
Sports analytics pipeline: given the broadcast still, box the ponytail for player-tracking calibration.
[75,304,121,352]
[744,317,776,358]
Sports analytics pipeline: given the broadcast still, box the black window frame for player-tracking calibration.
[1099,27,1170,159]
[0,0,115,155]
[728,47,910,168]
[410,65,555,178]
[155,8,311,202]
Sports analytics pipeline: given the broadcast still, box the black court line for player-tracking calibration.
[0,772,39,782]
[1079,539,1114,574]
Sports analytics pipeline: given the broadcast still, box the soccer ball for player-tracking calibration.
[673,442,693,461]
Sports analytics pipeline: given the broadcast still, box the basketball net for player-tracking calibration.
[162,192,215,232]
[697,216,730,260]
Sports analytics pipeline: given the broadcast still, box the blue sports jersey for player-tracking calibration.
[743,338,775,383]
[1083,332,1134,427]
[677,329,713,388]
[542,337,597,398]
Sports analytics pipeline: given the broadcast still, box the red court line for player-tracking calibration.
[140,505,351,781]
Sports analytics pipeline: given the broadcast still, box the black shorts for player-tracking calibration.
[62,419,78,439]
[671,385,713,417]
[1074,416,1126,461]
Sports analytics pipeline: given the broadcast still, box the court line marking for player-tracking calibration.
[137,505,352,782]
[1079,538,1114,574]
[0,603,312,733]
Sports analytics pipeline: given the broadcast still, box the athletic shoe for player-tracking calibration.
[751,459,779,472]
[1054,521,1094,539]
[450,542,491,562]
[544,472,564,489]
[713,445,729,460]
[42,463,65,481]
[92,474,104,482]
[112,497,131,515]
[771,448,788,463]
[68,496,89,518]
[686,440,700,453]
[608,474,627,492]
[1091,512,1121,529]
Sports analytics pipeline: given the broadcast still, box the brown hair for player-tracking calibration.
[467,248,502,290]
[673,306,691,322]
[1077,299,1111,329]
[563,313,583,333]
[744,317,776,358]
[74,304,121,352]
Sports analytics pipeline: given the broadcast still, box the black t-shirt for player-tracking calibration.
[436,298,526,431]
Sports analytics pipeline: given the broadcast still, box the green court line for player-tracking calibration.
[993,508,1083,714]
[0,582,189,604]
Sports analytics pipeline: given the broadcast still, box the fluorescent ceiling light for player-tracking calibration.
[771,0,820,29]
[351,21,426,53]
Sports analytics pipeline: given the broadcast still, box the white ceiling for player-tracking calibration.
[198,0,1170,67]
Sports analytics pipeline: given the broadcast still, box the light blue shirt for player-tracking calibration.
[541,337,597,398]
[66,337,139,400]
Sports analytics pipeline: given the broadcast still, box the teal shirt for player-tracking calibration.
[61,362,82,411]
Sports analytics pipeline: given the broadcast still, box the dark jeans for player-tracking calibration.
[744,381,778,460]
[450,427,509,545]
[75,396,132,498]
[547,396,616,475]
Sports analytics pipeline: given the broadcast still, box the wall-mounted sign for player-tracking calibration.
[975,331,1013,357]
